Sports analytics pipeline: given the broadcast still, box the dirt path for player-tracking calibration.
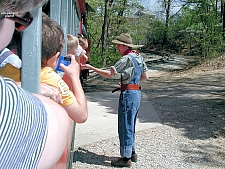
[83,65,225,139]
[80,59,225,167]
[77,55,225,168]
[143,68,225,138]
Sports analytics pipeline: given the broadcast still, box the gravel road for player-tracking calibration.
[72,56,225,169]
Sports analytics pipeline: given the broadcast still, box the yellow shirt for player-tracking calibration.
[40,67,76,107]
[0,63,21,82]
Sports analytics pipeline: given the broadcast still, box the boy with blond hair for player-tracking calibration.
[67,34,88,64]
[67,34,78,56]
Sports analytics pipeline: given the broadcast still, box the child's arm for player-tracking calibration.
[60,54,88,123]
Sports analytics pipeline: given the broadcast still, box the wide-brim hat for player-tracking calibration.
[112,33,143,48]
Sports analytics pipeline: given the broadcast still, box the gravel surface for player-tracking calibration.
[72,55,225,169]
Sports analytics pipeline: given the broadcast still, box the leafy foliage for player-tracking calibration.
[86,0,225,67]
[86,0,152,67]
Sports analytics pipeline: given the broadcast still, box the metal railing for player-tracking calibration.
[20,1,84,168]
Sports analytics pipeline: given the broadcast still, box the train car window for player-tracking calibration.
[42,1,50,16]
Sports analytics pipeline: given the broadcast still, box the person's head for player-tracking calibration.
[41,12,64,69]
[112,33,137,55]
[0,0,48,50]
[0,0,48,15]
[78,37,88,50]
[67,34,78,55]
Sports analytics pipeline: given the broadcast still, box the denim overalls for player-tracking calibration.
[118,54,143,158]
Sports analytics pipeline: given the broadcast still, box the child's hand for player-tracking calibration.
[83,54,88,62]
[60,54,80,78]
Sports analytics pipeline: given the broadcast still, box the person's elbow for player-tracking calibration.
[64,105,88,123]
[144,74,149,81]
[108,67,115,78]
[141,72,149,81]
[106,73,113,78]
[76,111,88,123]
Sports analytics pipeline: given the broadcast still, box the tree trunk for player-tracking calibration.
[101,0,114,67]
[164,0,171,44]
[222,0,225,38]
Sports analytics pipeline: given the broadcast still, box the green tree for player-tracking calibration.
[86,0,151,67]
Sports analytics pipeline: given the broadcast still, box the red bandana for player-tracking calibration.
[123,49,139,55]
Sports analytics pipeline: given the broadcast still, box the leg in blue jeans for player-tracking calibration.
[118,90,141,158]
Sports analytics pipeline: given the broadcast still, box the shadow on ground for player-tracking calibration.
[79,68,225,168]
[73,147,116,167]
[83,71,225,140]
[143,72,225,140]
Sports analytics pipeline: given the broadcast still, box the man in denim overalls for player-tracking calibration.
[81,33,149,167]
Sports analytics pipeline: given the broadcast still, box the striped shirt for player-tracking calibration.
[0,48,22,69]
[0,77,48,169]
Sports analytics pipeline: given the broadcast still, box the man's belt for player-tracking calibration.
[112,84,141,93]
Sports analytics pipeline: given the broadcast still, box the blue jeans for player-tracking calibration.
[118,90,141,158]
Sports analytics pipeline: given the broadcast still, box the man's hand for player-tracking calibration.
[40,83,63,104]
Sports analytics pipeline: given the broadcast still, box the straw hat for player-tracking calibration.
[112,33,141,48]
